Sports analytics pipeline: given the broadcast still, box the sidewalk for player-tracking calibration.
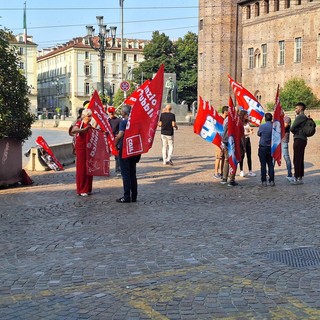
[1,126,320,319]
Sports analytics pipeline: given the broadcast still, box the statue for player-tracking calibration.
[165,77,177,103]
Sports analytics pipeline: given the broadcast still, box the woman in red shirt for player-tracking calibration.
[71,108,93,196]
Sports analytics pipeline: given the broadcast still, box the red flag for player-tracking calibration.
[271,85,285,166]
[228,97,244,175]
[228,75,265,126]
[86,128,110,176]
[122,65,164,158]
[35,136,64,171]
[88,90,118,156]
[194,96,223,147]
[124,80,151,106]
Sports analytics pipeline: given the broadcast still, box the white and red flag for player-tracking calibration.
[124,79,151,106]
[193,96,223,148]
[122,64,164,158]
[228,97,244,175]
[88,90,118,156]
[228,75,265,126]
[271,85,285,166]
[86,128,110,176]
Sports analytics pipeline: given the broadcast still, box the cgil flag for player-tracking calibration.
[271,85,285,166]
[193,96,224,147]
[228,97,244,175]
[228,75,265,127]
[124,79,151,106]
[122,64,164,158]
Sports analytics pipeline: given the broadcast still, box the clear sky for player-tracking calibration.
[0,0,198,49]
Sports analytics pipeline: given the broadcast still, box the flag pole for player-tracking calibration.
[120,0,124,82]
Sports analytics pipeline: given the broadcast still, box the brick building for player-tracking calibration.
[198,0,320,109]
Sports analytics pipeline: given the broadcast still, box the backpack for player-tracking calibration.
[301,117,316,137]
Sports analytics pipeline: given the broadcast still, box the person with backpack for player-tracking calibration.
[290,102,308,185]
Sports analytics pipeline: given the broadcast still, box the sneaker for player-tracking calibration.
[228,181,239,187]
[286,176,294,182]
[261,181,267,187]
[79,193,88,197]
[269,181,275,186]
[290,178,304,185]
[116,197,131,203]
[248,171,256,177]
[167,160,173,166]
[220,179,227,185]
[239,171,245,177]
[213,173,221,179]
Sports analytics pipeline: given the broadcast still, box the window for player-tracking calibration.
[84,65,90,76]
[279,40,285,65]
[285,0,291,8]
[255,2,260,17]
[274,0,280,11]
[18,47,24,55]
[113,53,116,62]
[248,48,254,69]
[19,62,24,70]
[85,83,90,95]
[261,44,267,67]
[246,6,251,19]
[134,54,137,62]
[199,19,203,30]
[254,49,261,68]
[297,0,302,5]
[124,53,127,61]
[85,51,89,59]
[294,37,302,63]
[264,0,269,14]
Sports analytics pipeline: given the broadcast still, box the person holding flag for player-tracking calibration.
[115,105,141,203]
[257,113,275,187]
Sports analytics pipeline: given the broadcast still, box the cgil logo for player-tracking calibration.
[126,135,143,155]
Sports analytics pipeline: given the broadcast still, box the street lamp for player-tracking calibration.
[86,16,117,100]
[52,78,63,115]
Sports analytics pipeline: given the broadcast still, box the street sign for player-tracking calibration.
[120,81,130,92]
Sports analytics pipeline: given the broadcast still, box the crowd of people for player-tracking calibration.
[70,100,310,201]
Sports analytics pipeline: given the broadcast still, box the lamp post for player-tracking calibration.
[86,16,117,101]
[52,78,63,115]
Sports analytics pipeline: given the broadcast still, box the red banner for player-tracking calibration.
[88,90,118,156]
[122,64,164,158]
[35,136,64,171]
[124,79,151,106]
[228,75,265,126]
[228,97,244,175]
[194,96,224,148]
[271,85,285,166]
[86,128,110,176]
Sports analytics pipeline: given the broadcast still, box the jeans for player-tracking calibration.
[161,134,174,163]
[119,152,140,201]
[282,142,292,177]
[240,137,252,171]
[258,146,274,182]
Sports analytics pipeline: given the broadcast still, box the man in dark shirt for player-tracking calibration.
[107,106,121,175]
[257,112,274,186]
[158,104,178,165]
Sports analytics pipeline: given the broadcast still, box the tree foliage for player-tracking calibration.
[280,78,320,110]
[0,29,34,141]
[132,31,198,106]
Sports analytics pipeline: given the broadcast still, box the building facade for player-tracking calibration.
[198,0,320,109]
[11,34,38,115]
[37,37,146,118]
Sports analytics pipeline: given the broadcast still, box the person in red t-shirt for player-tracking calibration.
[71,108,93,196]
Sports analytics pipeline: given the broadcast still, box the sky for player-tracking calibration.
[0,0,198,49]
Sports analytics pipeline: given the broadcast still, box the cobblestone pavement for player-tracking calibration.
[1,126,320,320]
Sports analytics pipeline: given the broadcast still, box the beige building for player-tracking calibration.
[198,0,320,109]
[11,34,38,115]
[37,37,146,118]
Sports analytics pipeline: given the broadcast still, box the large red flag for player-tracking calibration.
[86,128,110,176]
[228,75,265,127]
[271,85,285,166]
[122,64,164,158]
[88,90,118,156]
[228,97,244,175]
[194,96,223,148]
[124,79,151,106]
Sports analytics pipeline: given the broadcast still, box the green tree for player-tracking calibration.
[0,29,34,141]
[280,78,320,110]
[174,32,198,105]
[133,31,177,83]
